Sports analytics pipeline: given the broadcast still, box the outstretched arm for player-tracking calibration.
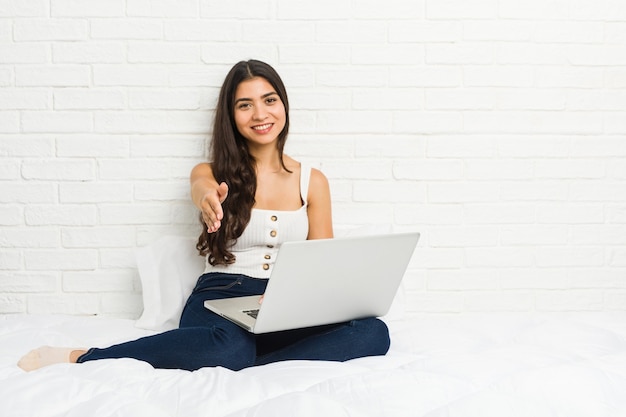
[190,163,229,234]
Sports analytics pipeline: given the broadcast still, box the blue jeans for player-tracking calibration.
[77,273,390,371]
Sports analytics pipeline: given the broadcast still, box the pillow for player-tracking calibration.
[135,235,205,331]
[135,225,409,331]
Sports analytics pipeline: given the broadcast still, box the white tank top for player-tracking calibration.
[203,165,311,279]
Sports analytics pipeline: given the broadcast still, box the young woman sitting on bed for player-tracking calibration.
[18,59,390,372]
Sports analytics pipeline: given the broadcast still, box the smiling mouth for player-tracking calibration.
[252,123,273,131]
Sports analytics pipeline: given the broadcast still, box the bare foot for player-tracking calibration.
[17,346,86,372]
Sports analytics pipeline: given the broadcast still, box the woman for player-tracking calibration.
[18,60,390,372]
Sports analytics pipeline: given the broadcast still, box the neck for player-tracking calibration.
[250,145,283,173]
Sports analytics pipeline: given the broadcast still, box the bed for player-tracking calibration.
[3,237,626,417]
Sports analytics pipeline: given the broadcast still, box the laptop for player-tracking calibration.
[204,232,420,334]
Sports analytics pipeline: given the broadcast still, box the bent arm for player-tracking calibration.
[306,168,333,240]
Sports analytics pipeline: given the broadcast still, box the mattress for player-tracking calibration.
[3,312,626,417]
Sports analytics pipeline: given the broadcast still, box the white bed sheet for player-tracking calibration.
[2,313,626,417]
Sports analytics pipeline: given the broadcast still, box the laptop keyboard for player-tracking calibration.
[243,309,259,319]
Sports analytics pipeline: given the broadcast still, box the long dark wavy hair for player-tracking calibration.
[197,59,291,266]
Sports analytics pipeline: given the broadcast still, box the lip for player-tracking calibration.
[251,123,273,134]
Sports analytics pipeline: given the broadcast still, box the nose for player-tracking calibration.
[252,105,267,121]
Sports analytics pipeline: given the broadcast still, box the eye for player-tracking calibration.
[237,102,251,110]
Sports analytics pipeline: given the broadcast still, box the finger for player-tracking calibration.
[217,182,229,203]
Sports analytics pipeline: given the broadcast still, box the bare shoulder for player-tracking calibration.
[307,167,330,201]
[190,162,215,181]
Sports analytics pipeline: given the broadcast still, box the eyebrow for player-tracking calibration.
[234,91,278,105]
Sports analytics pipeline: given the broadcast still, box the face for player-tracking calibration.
[233,77,286,148]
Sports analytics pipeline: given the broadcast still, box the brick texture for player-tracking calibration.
[1,1,625,316]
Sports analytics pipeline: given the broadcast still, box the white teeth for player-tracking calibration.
[253,124,271,131]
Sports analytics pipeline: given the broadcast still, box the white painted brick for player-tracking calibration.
[54,88,126,110]
[56,135,129,157]
[353,44,425,66]
[352,181,426,203]
[21,111,93,133]
[51,0,125,17]
[316,67,387,88]
[332,202,393,225]
[130,136,205,157]
[571,225,626,246]
[427,0,497,19]
[609,248,626,267]
[465,291,534,312]
[0,250,22,270]
[466,159,533,180]
[99,248,137,269]
[24,249,98,270]
[570,182,626,202]
[355,135,426,158]
[497,43,568,65]
[1,183,57,204]
[316,21,387,44]
[321,160,392,180]
[428,182,500,203]
[466,247,535,268]
[0,227,59,248]
[0,44,48,64]
[165,19,239,42]
[98,159,173,180]
[427,43,494,65]
[501,225,569,246]
[535,159,605,179]
[605,112,626,134]
[390,66,461,88]
[0,20,9,40]
[429,226,499,247]
[280,45,350,64]
[606,69,626,88]
[0,272,57,292]
[317,111,391,134]
[61,227,135,248]
[498,136,570,158]
[537,203,604,224]
[63,271,135,292]
[0,206,22,226]
[411,247,464,269]
[537,247,605,268]
[390,21,462,43]
[354,0,425,19]
[129,90,201,110]
[91,18,163,40]
[99,204,172,225]
[498,0,568,20]
[500,182,569,201]
[427,270,499,290]
[535,290,604,312]
[13,19,87,41]
[463,66,534,88]
[0,296,26,313]
[0,0,48,17]
[0,89,49,110]
[95,110,210,134]
[500,269,569,290]
[60,183,133,203]
[290,89,351,110]
[463,21,532,41]
[464,204,536,224]
[277,0,351,19]
[568,45,626,66]
[101,293,143,316]
[134,181,189,201]
[495,89,566,111]
[202,43,277,65]
[394,159,463,181]
[607,205,626,223]
[535,67,604,89]
[127,0,199,17]
[395,204,463,225]
[428,136,495,158]
[287,135,353,159]
[394,111,463,134]
[25,204,97,226]
[53,42,126,64]
[0,67,12,86]
[534,22,604,43]
[16,65,91,87]
[27,294,100,315]
[200,0,271,18]
[129,42,199,64]
[425,88,494,110]
[463,111,602,135]
[241,21,312,43]
[405,292,464,313]
[21,159,95,181]
[606,292,626,311]
[93,64,169,87]
[0,158,19,179]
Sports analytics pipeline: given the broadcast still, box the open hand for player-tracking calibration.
[201,182,228,233]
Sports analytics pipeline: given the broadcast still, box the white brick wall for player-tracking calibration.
[1,0,626,317]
